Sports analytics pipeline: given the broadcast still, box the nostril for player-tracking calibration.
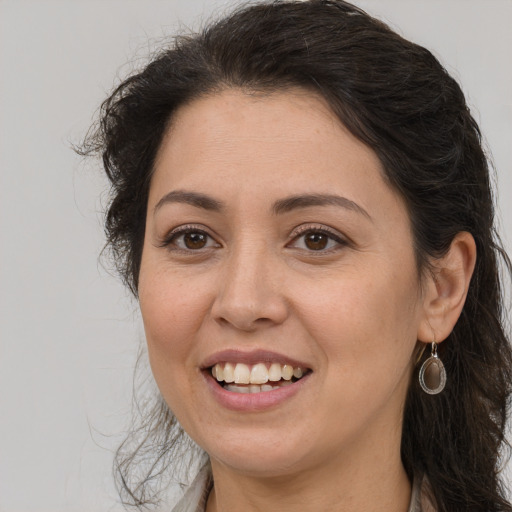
[215,315,272,332]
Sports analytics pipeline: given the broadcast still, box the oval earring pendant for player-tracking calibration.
[419,350,446,395]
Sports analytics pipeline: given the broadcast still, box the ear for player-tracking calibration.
[417,232,477,343]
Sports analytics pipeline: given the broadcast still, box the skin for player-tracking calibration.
[138,89,476,512]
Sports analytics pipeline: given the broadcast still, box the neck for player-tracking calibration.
[206,437,411,512]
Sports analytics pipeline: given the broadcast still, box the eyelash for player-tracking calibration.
[160,225,219,252]
[160,224,348,253]
[288,224,348,253]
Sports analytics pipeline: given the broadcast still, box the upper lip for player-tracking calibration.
[200,349,311,370]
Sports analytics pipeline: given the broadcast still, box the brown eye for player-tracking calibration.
[288,227,346,252]
[164,228,219,251]
[304,232,329,250]
[183,232,208,249]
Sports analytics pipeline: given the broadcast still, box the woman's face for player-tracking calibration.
[139,89,428,477]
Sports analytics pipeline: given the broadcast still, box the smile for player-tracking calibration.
[211,362,308,394]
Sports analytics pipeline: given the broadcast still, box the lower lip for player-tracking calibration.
[203,371,311,412]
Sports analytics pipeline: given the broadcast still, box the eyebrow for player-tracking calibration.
[272,193,371,220]
[154,190,223,214]
[154,190,370,220]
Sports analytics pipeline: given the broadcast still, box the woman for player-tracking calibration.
[82,0,512,510]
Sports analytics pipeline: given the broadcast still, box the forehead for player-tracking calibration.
[152,88,386,195]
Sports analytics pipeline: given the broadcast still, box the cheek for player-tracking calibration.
[138,267,212,384]
[297,279,419,439]
[294,265,421,376]
[138,286,205,426]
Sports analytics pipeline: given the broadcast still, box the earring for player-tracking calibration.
[419,341,446,395]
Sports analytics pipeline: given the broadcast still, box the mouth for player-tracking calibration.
[208,362,311,394]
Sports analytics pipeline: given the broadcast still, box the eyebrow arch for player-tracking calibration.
[154,190,223,214]
[153,190,371,220]
[272,193,371,220]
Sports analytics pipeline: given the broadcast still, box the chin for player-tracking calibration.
[190,423,322,477]
[210,448,309,478]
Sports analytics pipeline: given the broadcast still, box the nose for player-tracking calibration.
[211,243,289,331]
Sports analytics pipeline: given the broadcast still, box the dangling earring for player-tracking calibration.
[419,341,446,395]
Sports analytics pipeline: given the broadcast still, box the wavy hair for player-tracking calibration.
[80,1,512,510]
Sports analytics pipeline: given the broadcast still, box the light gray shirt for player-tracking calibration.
[171,464,436,512]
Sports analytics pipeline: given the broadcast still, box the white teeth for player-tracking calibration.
[224,383,282,393]
[211,361,308,386]
[281,364,293,381]
[293,367,303,378]
[250,363,269,384]
[234,363,251,384]
[223,363,235,383]
[268,363,282,382]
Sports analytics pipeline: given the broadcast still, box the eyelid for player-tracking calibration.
[287,223,349,250]
[290,223,346,241]
[159,224,220,249]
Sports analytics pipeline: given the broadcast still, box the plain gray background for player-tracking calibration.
[1,1,511,510]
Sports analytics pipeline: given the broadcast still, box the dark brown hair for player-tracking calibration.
[81,1,512,510]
